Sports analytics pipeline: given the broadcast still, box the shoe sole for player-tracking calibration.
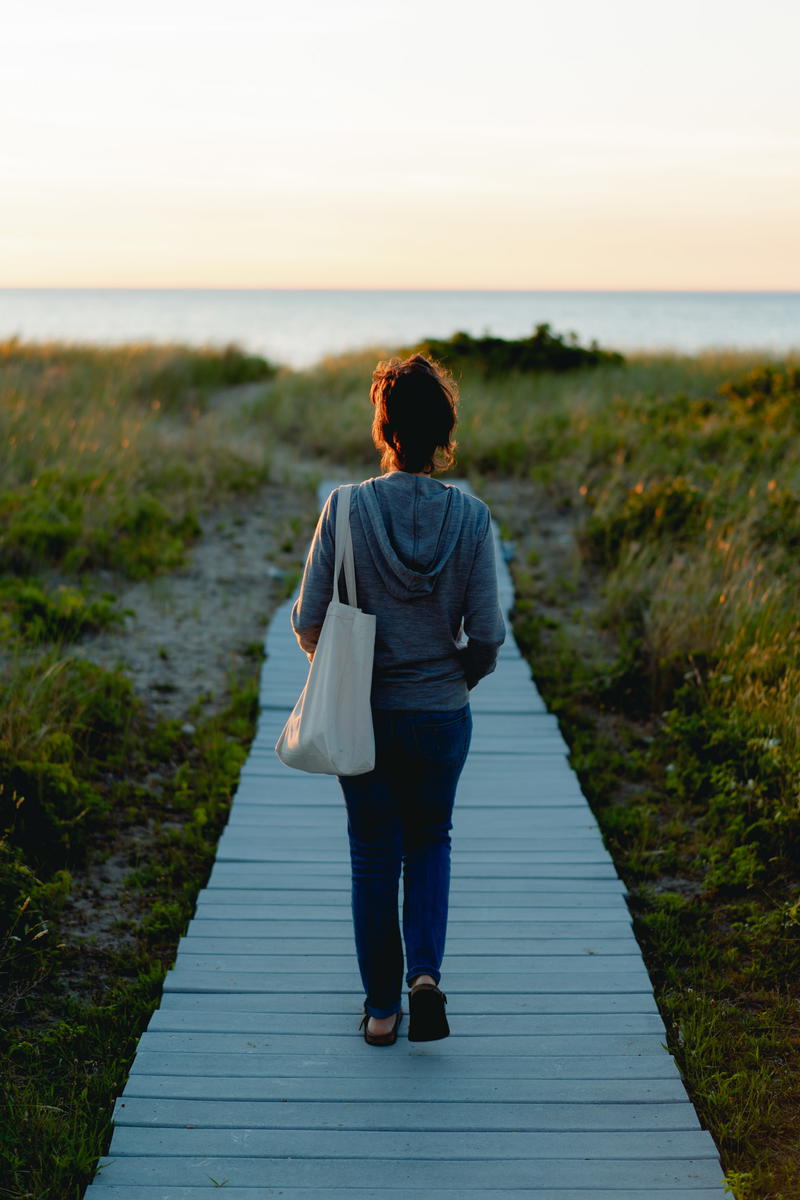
[408,989,450,1042]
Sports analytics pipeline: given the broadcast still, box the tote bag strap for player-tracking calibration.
[333,485,358,607]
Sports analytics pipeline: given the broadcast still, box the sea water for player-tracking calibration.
[0,288,797,369]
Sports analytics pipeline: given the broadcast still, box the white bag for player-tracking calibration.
[275,486,376,775]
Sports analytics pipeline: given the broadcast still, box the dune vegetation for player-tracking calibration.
[0,339,309,1199]
[1,334,798,1198]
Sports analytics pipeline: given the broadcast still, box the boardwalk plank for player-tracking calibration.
[215,844,619,865]
[88,1156,727,1189]
[156,990,662,1015]
[146,1010,667,1036]
[192,887,632,906]
[161,968,655,994]
[120,1073,690,1103]
[178,937,642,956]
[167,954,652,974]
[189,909,633,927]
[135,1031,669,1056]
[225,820,599,836]
[126,1049,684,1079]
[203,864,628,892]
[202,871,628,891]
[107,1126,717,1159]
[83,1189,730,1200]
[111,1096,701,1131]
[234,791,593,808]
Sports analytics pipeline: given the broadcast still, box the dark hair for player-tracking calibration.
[370,353,458,474]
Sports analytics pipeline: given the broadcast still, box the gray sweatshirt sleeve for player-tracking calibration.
[290,490,337,658]
[459,512,506,689]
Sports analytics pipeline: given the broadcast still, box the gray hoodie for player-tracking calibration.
[291,472,506,710]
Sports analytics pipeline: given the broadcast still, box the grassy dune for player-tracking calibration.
[2,338,799,1198]
[0,341,303,1199]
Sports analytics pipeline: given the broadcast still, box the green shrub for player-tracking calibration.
[0,483,84,572]
[719,365,800,418]
[0,835,71,1013]
[412,322,625,376]
[0,577,124,643]
[0,658,140,870]
[582,477,707,565]
[76,494,202,578]
[141,899,186,943]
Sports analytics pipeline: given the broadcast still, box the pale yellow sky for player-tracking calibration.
[2,0,799,288]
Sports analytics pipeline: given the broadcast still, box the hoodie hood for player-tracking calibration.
[354,473,465,601]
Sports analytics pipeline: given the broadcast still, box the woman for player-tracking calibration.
[291,353,506,1045]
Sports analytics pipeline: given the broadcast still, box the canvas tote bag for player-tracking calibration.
[275,485,376,775]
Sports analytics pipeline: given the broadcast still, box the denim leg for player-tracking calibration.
[338,713,404,1018]
[401,706,472,988]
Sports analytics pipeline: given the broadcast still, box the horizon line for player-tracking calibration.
[2,285,799,294]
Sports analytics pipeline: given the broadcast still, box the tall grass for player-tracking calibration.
[0,339,277,586]
[0,341,290,1198]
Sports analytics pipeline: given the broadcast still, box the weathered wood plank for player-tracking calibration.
[136,1031,668,1057]
[237,755,578,779]
[120,1072,690,1103]
[219,819,606,841]
[88,1155,728,1190]
[185,926,636,948]
[256,711,562,738]
[83,1187,730,1200]
[203,863,628,893]
[162,968,654,994]
[105,1125,719,1159]
[235,792,592,811]
[191,905,634,924]
[225,815,597,834]
[203,866,628,888]
[178,937,641,957]
[126,1049,683,1080]
[156,989,662,1015]
[212,865,624,883]
[168,954,652,974]
[146,1009,667,1036]
[193,887,632,907]
[215,843,619,865]
[213,845,621,862]
[111,1096,700,1132]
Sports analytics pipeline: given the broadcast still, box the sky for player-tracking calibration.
[2,0,799,290]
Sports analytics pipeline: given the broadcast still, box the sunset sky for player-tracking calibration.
[3,0,799,289]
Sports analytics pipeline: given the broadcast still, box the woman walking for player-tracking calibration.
[291,353,506,1044]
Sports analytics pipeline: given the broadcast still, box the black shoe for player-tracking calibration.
[407,981,449,1041]
[359,1007,403,1046]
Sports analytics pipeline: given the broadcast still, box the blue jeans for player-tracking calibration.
[337,704,472,1018]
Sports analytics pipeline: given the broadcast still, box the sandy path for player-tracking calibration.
[67,478,319,723]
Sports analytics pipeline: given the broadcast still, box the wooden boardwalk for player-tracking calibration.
[86,480,726,1198]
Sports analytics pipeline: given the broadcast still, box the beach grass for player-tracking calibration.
[0,340,288,1198]
[0,338,277,590]
[2,337,799,1197]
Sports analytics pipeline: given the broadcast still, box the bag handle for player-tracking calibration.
[333,485,358,607]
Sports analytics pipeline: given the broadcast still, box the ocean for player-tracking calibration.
[0,289,798,369]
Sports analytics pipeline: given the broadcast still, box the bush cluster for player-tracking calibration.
[412,322,625,376]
